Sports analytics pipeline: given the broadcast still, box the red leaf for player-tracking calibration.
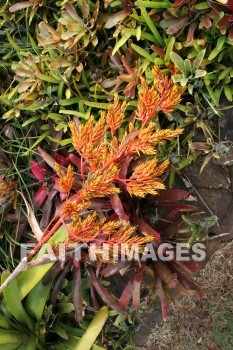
[172,259,201,275]
[119,277,134,307]
[163,11,174,19]
[157,203,196,228]
[151,45,165,58]
[119,156,132,179]
[156,189,190,203]
[228,0,233,11]
[132,265,145,308]
[152,262,169,321]
[172,0,188,9]
[9,2,32,13]
[73,264,83,322]
[228,25,233,40]
[42,261,63,286]
[30,160,45,181]
[50,260,73,305]
[158,203,196,211]
[166,15,190,34]
[60,192,67,202]
[69,153,89,174]
[110,194,129,220]
[90,280,100,311]
[87,267,128,315]
[154,262,177,289]
[69,154,81,171]
[53,177,60,191]
[106,213,119,222]
[102,261,131,278]
[217,14,233,28]
[131,214,160,241]
[55,153,69,167]
[89,199,112,210]
[186,22,197,45]
[40,190,57,230]
[33,187,49,212]
[200,14,212,29]
[171,265,207,299]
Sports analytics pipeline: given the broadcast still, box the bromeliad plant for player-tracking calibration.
[1,67,204,327]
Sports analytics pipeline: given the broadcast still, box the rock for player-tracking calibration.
[218,100,233,142]
[184,156,229,189]
[194,188,232,220]
[133,301,163,348]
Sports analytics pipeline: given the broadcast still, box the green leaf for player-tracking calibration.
[205,85,219,106]
[17,226,67,300]
[180,77,189,86]
[224,85,233,101]
[194,69,207,78]
[22,116,41,127]
[81,101,109,109]
[216,35,225,51]
[172,74,183,83]
[131,43,154,62]
[194,1,210,10]
[59,97,80,106]
[135,1,171,9]
[18,101,51,111]
[0,330,25,346]
[5,32,23,59]
[59,109,90,118]
[56,303,74,314]
[74,307,108,350]
[193,49,206,71]
[169,52,185,74]
[112,33,131,55]
[25,281,52,321]
[218,67,232,80]
[164,37,175,62]
[184,59,192,75]
[46,113,63,121]
[136,25,141,41]
[47,137,72,146]
[36,73,60,84]
[1,271,34,330]
[52,323,69,340]
[140,7,164,46]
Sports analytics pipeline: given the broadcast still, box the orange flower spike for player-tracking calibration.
[68,212,106,242]
[56,164,74,193]
[90,112,108,144]
[69,121,84,154]
[165,62,180,75]
[101,220,122,236]
[79,164,120,201]
[107,95,126,135]
[160,85,186,113]
[150,128,184,146]
[153,159,170,177]
[109,221,154,245]
[83,140,115,171]
[126,122,157,156]
[125,158,169,197]
[137,77,160,123]
[62,200,91,218]
[70,115,106,155]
